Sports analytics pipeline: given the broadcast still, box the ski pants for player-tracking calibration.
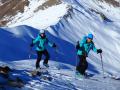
[76,55,88,75]
[36,49,50,69]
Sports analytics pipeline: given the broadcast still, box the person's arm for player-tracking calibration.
[92,43,97,53]
[92,43,102,54]
[79,40,85,47]
[76,38,85,49]
[33,35,40,44]
[46,38,56,48]
[76,39,85,55]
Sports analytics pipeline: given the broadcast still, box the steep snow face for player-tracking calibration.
[81,0,120,21]
[1,0,120,77]
[7,0,69,29]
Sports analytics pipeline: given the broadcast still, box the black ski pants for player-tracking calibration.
[36,50,50,69]
[76,55,88,75]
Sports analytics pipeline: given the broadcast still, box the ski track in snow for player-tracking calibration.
[0,60,120,90]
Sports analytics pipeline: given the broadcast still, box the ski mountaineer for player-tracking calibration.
[30,30,56,69]
[76,33,102,76]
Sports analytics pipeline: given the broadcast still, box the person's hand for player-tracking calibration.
[76,41,80,50]
[30,38,34,47]
[30,43,34,47]
[97,49,102,54]
[53,43,57,48]
[76,44,80,50]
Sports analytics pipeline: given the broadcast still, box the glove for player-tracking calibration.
[30,39,34,47]
[30,43,34,47]
[76,44,80,50]
[76,41,80,50]
[97,49,102,54]
[53,43,56,48]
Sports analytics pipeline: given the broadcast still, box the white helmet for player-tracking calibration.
[39,29,45,34]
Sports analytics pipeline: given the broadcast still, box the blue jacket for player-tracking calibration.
[77,36,97,56]
[33,35,53,51]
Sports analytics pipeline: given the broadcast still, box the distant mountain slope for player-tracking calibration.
[0,0,29,26]
[0,0,63,27]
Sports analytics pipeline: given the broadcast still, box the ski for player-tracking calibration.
[26,67,53,81]
[8,79,24,88]
[104,75,120,80]
[75,73,84,81]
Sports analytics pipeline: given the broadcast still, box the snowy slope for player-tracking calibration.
[80,0,120,21]
[0,60,120,90]
[0,0,120,89]
[0,0,120,75]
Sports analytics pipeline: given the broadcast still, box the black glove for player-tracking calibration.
[97,49,102,54]
[76,41,80,50]
[30,43,34,47]
[30,39,34,47]
[76,44,80,50]
[53,43,56,48]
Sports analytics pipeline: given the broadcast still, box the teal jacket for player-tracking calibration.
[77,36,97,56]
[33,35,53,51]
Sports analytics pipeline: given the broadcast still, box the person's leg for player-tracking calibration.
[43,50,50,65]
[36,51,42,69]
[83,61,88,76]
[77,55,87,75]
[76,55,81,72]
[80,60,88,75]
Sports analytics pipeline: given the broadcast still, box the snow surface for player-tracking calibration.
[0,0,120,89]
[0,60,120,90]
[81,0,120,21]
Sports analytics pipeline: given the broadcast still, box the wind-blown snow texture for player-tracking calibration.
[0,60,120,90]
[0,0,120,90]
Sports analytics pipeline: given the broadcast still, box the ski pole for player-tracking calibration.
[55,47,61,70]
[28,47,32,59]
[28,46,36,59]
[75,45,78,79]
[100,53,105,78]
[75,54,78,79]
[29,39,34,59]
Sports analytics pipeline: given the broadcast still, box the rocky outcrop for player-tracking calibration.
[99,0,120,7]
[34,0,61,12]
[0,0,29,26]
[0,0,62,27]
